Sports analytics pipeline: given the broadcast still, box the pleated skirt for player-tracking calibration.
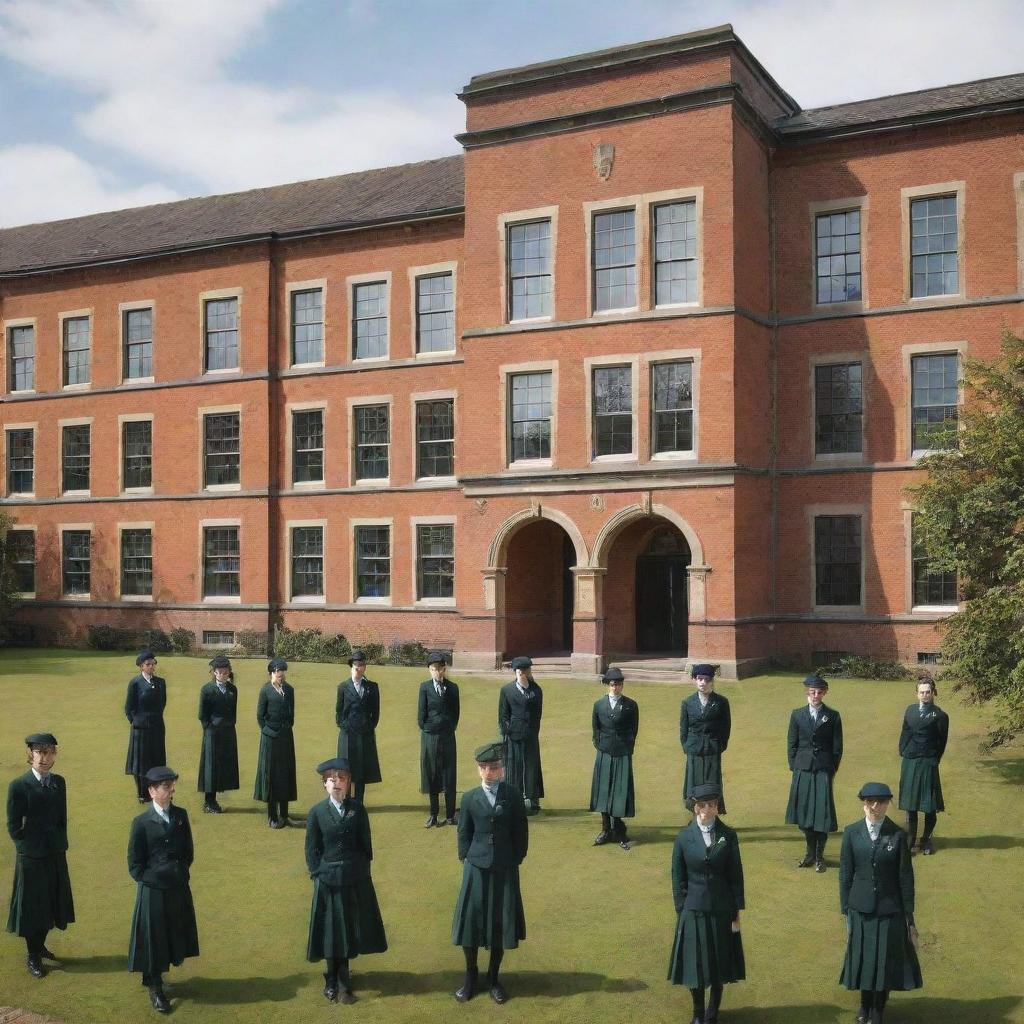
[197,727,239,793]
[306,879,388,962]
[504,735,544,801]
[590,752,635,818]
[451,862,526,950]
[127,883,200,975]
[6,853,75,936]
[125,723,166,778]
[684,754,726,814]
[898,756,944,813]
[338,729,382,785]
[253,729,297,802]
[840,910,923,992]
[668,910,746,988]
[786,769,837,832]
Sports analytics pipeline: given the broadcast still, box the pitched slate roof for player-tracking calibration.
[0,155,465,276]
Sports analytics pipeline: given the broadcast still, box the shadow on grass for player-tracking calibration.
[926,834,1024,851]
[173,972,307,1004]
[979,757,1024,785]
[350,969,647,998]
[738,1003,844,1023]
[614,824,678,846]
[364,804,430,814]
[63,954,125,974]
[890,995,1022,1023]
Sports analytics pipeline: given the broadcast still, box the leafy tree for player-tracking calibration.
[0,509,24,643]
[910,329,1024,747]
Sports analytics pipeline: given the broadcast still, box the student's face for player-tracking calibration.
[917,683,935,704]
[150,780,175,809]
[429,663,446,683]
[863,797,890,824]
[693,798,720,827]
[515,669,530,687]
[351,662,366,680]
[214,666,231,683]
[478,762,504,786]
[141,658,157,675]
[806,687,826,708]
[30,745,56,775]
[270,669,286,685]
[694,675,713,694]
[608,680,624,697]
[324,772,350,798]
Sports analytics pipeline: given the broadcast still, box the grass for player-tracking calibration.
[1,649,1022,1023]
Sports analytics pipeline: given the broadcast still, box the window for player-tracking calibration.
[593,209,636,312]
[203,630,235,646]
[654,200,698,305]
[592,365,633,457]
[292,409,324,484]
[814,363,863,455]
[416,273,455,353]
[8,325,34,391]
[121,528,153,597]
[652,362,693,454]
[291,288,323,365]
[417,523,454,599]
[122,420,152,489]
[355,525,391,598]
[912,518,957,608]
[204,297,239,371]
[123,308,153,379]
[354,405,389,480]
[203,526,240,598]
[814,515,862,606]
[6,529,35,593]
[61,529,90,596]
[911,353,958,452]
[203,412,240,487]
[61,424,91,492]
[6,429,34,493]
[911,196,958,297]
[509,371,552,462]
[62,316,91,386]
[290,526,324,598]
[416,399,454,478]
[507,220,552,321]
[352,282,388,359]
[815,210,862,304]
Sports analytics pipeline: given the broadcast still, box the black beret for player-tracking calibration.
[690,783,723,802]
[803,674,829,689]
[348,650,367,665]
[426,650,449,667]
[690,663,716,679]
[858,782,893,801]
[208,654,231,669]
[474,741,505,763]
[144,766,178,785]
[267,657,288,672]
[510,656,533,671]
[316,757,351,775]
[602,667,624,684]
[135,650,156,666]
[25,732,57,747]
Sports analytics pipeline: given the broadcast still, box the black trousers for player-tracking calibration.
[429,789,456,818]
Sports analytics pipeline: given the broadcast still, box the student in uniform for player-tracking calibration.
[336,650,382,804]
[125,651,167,802]
[897,675,949,855]
[589,667,638,849]
[254,657,297,828]
[786,674,843,872]
[668,782,744,1024]
[839,782,922,1024]
[6,733,75,979]
[497,657,544,815]
[127,766,199,1015]
[197,654,239,813]
[451,742,529,1005]
[305,757,388,1004]
[679,664,731,813]
[418,651,460,828]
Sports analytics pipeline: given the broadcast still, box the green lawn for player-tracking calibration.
[1,650,1022,1023]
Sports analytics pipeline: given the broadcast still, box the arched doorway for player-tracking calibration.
[635,526,690,653]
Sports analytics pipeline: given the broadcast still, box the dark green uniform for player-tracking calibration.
[680,691,730,813]
[197,680,239,797]
[786,703,842,865]
[6,771,75,959]
[898,702,948,851]
[127,804,199,985]
[336,679,382,801]
[497,681,544,805]
[590,693,638,820]
[418,679,460,819]
[254,682,297,816]
[125,674,167,800]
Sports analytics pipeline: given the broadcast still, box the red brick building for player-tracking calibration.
[2,25,1022,676]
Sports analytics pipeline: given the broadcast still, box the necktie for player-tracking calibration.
[41,776,50,789]
[919,703,926,716]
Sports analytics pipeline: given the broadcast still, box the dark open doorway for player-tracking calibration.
[635,526,690,653]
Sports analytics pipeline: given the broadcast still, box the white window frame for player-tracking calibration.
[4,317,37,395]
[118,413,154,495]
[286,279,327,369]
[118,521,155,602]
[4,421,37,498]
[411,515,456,608]
[646,349,700,463]
[286,401,327,489]
[584,355,639,464]
[901,181,966,305]
[198,404,243,492]
[348,394,392,486]
[809,196,868,311]
[58,308,93,391]
[7,522,37,599]
[58,416,94,496]
[199,288,242,375]
[347,271,392,363]
[410,389,457,483]
[58,522,93,600]
[286,519,327,604]
[350,517,394,605]
[809,351,867,465]
[902,341,966,460]
[500,359,557,469]
[199,518,242,604]
[118,300,156,384]
[807,504,867,615]
[410,261,458,357]
[499,206,559,325]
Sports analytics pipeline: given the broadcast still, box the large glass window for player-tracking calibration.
[203,413,240,487]
[814,362,863,455]
[654,200,698,305]
[417,524,454,600]
[121,528,153,597]
[6,530,35,593]
[291,288,323,365]
[416,399,455,478]
[814,515,862,606]
[62,316,91,386]
[355,525,391,599]
[203,526,240,597]
[291,526,324,598]
[912,517,958,608]
[507,220,552,321]
[593,209,636,312]
[911,196,958,297]
[61,424,91,492]
[816,210,862,304]
[6,429,34,493]
[416,273,455,353]
[509,371,552,462]
[593,365,633,457]
[61,529,91,596]
[8,325,35,391]
[204,297,239,371]
[122,420,152,489]
[292,409,324,484]
[354,405,389,480]
[911,353,958,452]
[123,308,153,379]
[352,282,388,359]
[652,362,694,454]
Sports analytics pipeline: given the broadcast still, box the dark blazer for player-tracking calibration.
[418,679,460,735]
[127,804,194,890]
[671,818,744,917]
[198,680,238,730]
[679,692,731,755]
[787,704,843,773]
[457,783,528,870]
[125,673,167,728]
[839,816,915,922]
[256,682,294,737]
[593,695,639,757]
[304,797,372,887]
[6,771,68,858]
[899,704,949,761]
[498,681,543,741]
[336,678,380,735]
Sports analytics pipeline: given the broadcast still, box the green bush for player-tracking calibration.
[388,639,431,666]
[168,628,195,654]
[233,630,269,656]
[86,624,120,650]
[823,654,913,680]
[355,641,388,665]
[274,627,351,663]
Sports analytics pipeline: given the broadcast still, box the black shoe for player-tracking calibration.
[339,987,357,1005]
[856,1012,870,1024]
[149,988,171,1014]
[797,854,816,868]
[489,982,507,1004]
[445,816,458,827]
[920,837,934,855]
[26,956,46,978]
[268,818,286,829]
[690,1016,704,1024]
[425,815,438,828]
[593,830,609,846]
[203,803,217,813]
[618,838,631,851]
[455,968,478,1002]
[436,817,448,828]
[815,859,827,873]
[40,945,59,962]
[323,982,338,1003]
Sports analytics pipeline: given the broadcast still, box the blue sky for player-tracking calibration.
[0,0,1021,228]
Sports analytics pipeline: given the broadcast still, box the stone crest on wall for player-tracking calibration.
[593,143,615,181]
